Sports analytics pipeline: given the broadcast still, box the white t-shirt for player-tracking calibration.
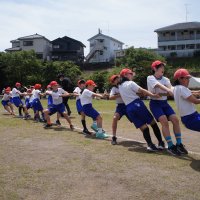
[147,75,171,100]
[173,85,196,117]
[110,86,124,104]
[12,88,20,98]
[49,88,65,105]
[2,93,11,101]
[80,89,95,106]
[73,87,81,100]
[118,81,140,105]
[32,89,41,100]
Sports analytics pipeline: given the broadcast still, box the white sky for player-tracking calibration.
[0,0,200,55]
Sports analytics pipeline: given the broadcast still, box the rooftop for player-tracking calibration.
[154,22,200,32]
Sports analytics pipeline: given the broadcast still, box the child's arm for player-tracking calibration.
[109,93,120,100]
[154,83,173,96]
[138,88,160,98]
[187,95,200,104]
[59,91,70,97]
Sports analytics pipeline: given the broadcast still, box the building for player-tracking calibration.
[155,22,200,57]
[51,36,85,64]
[85,29,124,63]
[5,33,52,60]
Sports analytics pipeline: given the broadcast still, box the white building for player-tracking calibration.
[5,33,52,60]
[155,22,200,57]
[85,30,124,63]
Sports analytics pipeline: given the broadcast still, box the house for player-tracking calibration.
[85,29,124,63]
[154,22,200,57]
[51,36,85,64]
[5,33,52,60]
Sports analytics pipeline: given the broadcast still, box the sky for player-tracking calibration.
[0,0,200,55]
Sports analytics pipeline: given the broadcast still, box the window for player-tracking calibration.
[23,41,33,46]
[100,50,103,55]
[171,32,175,36]
[53,45,60,49]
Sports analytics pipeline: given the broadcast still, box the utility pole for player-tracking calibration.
[185,4,190,22]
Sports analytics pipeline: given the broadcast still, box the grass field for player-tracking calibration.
[0,99,200,200]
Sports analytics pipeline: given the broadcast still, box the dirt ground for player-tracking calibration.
[0,100,200,200]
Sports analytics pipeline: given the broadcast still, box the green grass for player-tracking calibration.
[0,99,200,200]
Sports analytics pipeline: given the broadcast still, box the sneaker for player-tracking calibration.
[96,132,109,139]
[91,123,98,132]
[176,143,188,155]
[70,124,74,130]
[147,143,159,152]
[158,141,165,150]
[167,145,181,156]
[83,129,92,135]
[44,123,52,128]
[111,136,117,145]
[56,120,61,126]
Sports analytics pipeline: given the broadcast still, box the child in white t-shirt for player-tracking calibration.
[73,79,91,135]
[109,75,131,145]
[147,60,188,155]
[173,68,200,132]
[80,80,108,139]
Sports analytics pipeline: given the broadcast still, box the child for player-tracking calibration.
[147,60,188,155]
[31,84,45,122]
[1,87,15,115]
[46,84,61,125]
[109,75,131,145]
[119,68,164,152]
[173,68,200,132]
[80,80,108,139]
[44,81,74,129]
[73,79,91,135]
[12,82,30,119]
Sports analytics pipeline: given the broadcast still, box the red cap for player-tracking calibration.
[109,75,119,83]
[47,84,51,88]
[85,80,97,87]
[174,68,191,80]
[50,81,58,87]
[151,60,165,70]
[34,84,41,89]
[15,82,21,87]
[120,68,133,77]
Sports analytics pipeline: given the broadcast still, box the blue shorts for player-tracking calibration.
[25,99,32,109]
[10,98,13,104]
[76,99,83,114]
[126,99,154,128]
[150,100,175,121]
[83,103,99,120]
[48,103,66,115]
[1,100,9,107]
[181,111,200,132]
[13,97,24,107]
[115,103,130,121]
[32,99,43,112]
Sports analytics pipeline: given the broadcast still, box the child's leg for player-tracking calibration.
[8,103,15,115]
[112,112,120,137]
[158,115,174,148]
[80,112,88,131]
[62,112,74,129]
[150,120,163,143]
[4,105,12,114]
[44,109,51,124]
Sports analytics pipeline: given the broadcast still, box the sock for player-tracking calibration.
[81,120,87,130]
[151,123,163,142]
[18,107,22,116]
[142,127,153,146]
[175,133,182,145]
[165,136,173,148]
[97,128,103,133]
